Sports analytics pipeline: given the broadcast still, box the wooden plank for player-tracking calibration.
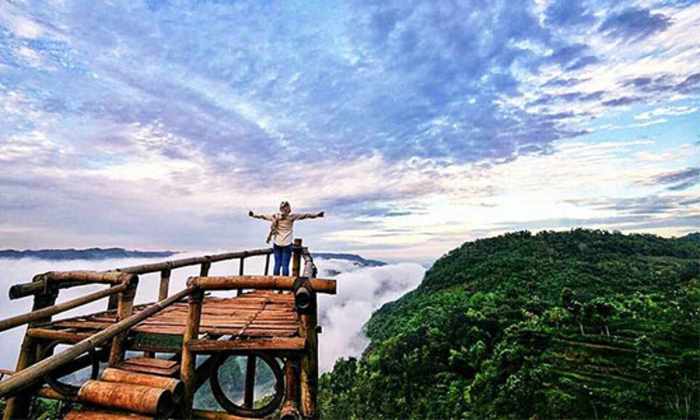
[188,337,306,352]
[188,275,336,294]
[27,328,92,343]
[120,357,178,370]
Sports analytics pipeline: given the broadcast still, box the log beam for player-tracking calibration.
[187,276,336,294]
[0,284,128,333]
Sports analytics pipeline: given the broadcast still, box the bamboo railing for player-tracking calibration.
[0,239,323,419]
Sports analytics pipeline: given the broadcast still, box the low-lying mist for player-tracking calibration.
[0,253,425,372]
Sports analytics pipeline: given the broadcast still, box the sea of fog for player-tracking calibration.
[0,253,424,372]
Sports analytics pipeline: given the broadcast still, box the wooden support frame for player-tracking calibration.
[0,287,192,399]
[299,292,319,419]
[281,357,301,420]
[3,289,58,419]
[0,239,330,419]
[180,289,204,419]
[109,280,138,366]
[292,239,302,278]
[243,355,256,408]
[159,268,172,301]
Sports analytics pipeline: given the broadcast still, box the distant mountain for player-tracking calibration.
[313,252,386,267]
[0,248,178,260]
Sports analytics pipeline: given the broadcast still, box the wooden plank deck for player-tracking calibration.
[33,291,301,347]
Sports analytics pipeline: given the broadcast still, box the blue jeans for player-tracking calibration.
[273,244,292,276]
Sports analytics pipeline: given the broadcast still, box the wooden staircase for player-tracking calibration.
[64,357,182,419]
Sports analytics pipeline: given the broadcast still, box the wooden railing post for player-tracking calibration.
[280,357,301,420]
[180,288,203,419]
[108,278,138,366]
[237,257,245,295]
[159,269,171,301]
[200,262,211,277]
[299,293,318,418]
[3,286,58,420]
[292,238,302,277]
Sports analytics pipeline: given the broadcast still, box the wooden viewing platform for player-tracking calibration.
[0,239,335,420]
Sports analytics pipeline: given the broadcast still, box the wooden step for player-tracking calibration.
[100,368,184,401]
[116,356,180,377]
[77,380,174,416]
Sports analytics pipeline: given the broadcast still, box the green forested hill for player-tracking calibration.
[319,230,700,419]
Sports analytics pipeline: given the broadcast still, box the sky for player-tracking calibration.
[0,0,698,262]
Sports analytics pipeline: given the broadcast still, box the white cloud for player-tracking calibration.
[634,105,698,120]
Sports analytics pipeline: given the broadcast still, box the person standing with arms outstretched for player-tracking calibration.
[249,201,324,276]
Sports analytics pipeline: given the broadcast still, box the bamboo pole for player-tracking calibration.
[0,287,193,399]
[78,379,174,416]
[187,276,336,294]
[264,254,270,276]
[109,281,138,366]
[3,289,58,419]
[180,289,204,419]
[118,249,271,275]
[0,284,128,333]
[10,272,134,300]
[10,249,273,300]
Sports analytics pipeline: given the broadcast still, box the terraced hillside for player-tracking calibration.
[319,230,700,419]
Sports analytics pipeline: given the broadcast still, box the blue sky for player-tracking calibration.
[0,0,698,261]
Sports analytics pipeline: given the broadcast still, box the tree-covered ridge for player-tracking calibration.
[319,230,700,419]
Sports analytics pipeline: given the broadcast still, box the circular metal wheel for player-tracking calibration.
[209,353,285,418]
[40,341,100,397]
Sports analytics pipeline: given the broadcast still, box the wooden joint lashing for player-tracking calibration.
[292,277,316,313]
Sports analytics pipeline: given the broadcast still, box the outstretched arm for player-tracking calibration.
[249,211,274,221]
[291,211,325,221]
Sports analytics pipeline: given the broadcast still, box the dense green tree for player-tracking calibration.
[319,230,700,419]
